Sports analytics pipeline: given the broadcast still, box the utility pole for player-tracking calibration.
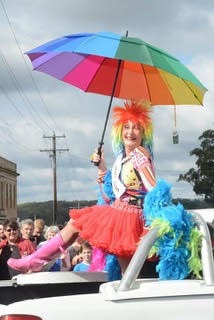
[40,132,69,224]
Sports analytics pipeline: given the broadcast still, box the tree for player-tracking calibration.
[18,200,97,225]
[178,129,214,203]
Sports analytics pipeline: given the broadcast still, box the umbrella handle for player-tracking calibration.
[91,143,103,166]
[91,33,128,167]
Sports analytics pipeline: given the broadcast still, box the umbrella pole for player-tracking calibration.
[94,31,129,163]
[94,58,122,165]
[100,59,122,144]
[100,30,128,145]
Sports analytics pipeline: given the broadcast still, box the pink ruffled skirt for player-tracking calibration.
[69,199,145,257]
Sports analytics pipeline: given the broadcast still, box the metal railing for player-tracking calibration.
[118,211,214,291]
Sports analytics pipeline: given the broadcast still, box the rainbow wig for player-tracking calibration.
[111,100,153,156]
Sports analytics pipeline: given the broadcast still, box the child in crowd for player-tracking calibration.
[73,242,93,272]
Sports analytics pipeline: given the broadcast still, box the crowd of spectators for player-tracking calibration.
[0,218,107,280]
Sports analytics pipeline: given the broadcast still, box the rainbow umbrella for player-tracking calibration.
[26,31,207,147]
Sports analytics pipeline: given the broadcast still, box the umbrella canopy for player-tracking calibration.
[26,31,207,106]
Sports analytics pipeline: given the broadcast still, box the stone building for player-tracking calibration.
[0,156,19,222]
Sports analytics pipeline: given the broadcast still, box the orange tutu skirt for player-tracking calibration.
[69,199,145,257]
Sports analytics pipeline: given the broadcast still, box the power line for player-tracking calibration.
[0,49,51,132]
[40,132,69,224]
[0,0,63,132]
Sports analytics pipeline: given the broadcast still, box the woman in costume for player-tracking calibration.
[8,100,202,279]
[8,100,156,274]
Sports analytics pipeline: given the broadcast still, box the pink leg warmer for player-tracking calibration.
[7,233,67,273]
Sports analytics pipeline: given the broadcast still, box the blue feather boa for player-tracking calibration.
[104,254,122,281]
[143,179,201,280]
[97,170,115,205]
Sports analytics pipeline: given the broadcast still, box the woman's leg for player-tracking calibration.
[60,219,78,245]
[117,257,131,274]
[8,220,79,273]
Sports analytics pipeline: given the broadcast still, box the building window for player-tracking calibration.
[13,184,16,209]
[0,181,3,209]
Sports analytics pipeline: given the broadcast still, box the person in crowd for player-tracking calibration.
[33,218,46,245]
[68,236,85,270]
[0,223,6,241]
[73,241,93,272]
[20,219,34,241]
[8,100,202,280]
[38,225,71,271]
[0,219,35,279]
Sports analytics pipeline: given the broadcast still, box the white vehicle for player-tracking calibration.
[193,208,214,223]
[0,209,214,320]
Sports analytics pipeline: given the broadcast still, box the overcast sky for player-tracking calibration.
[0,0,213,204]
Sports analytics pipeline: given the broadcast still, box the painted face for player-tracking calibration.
[122,120,142,152]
